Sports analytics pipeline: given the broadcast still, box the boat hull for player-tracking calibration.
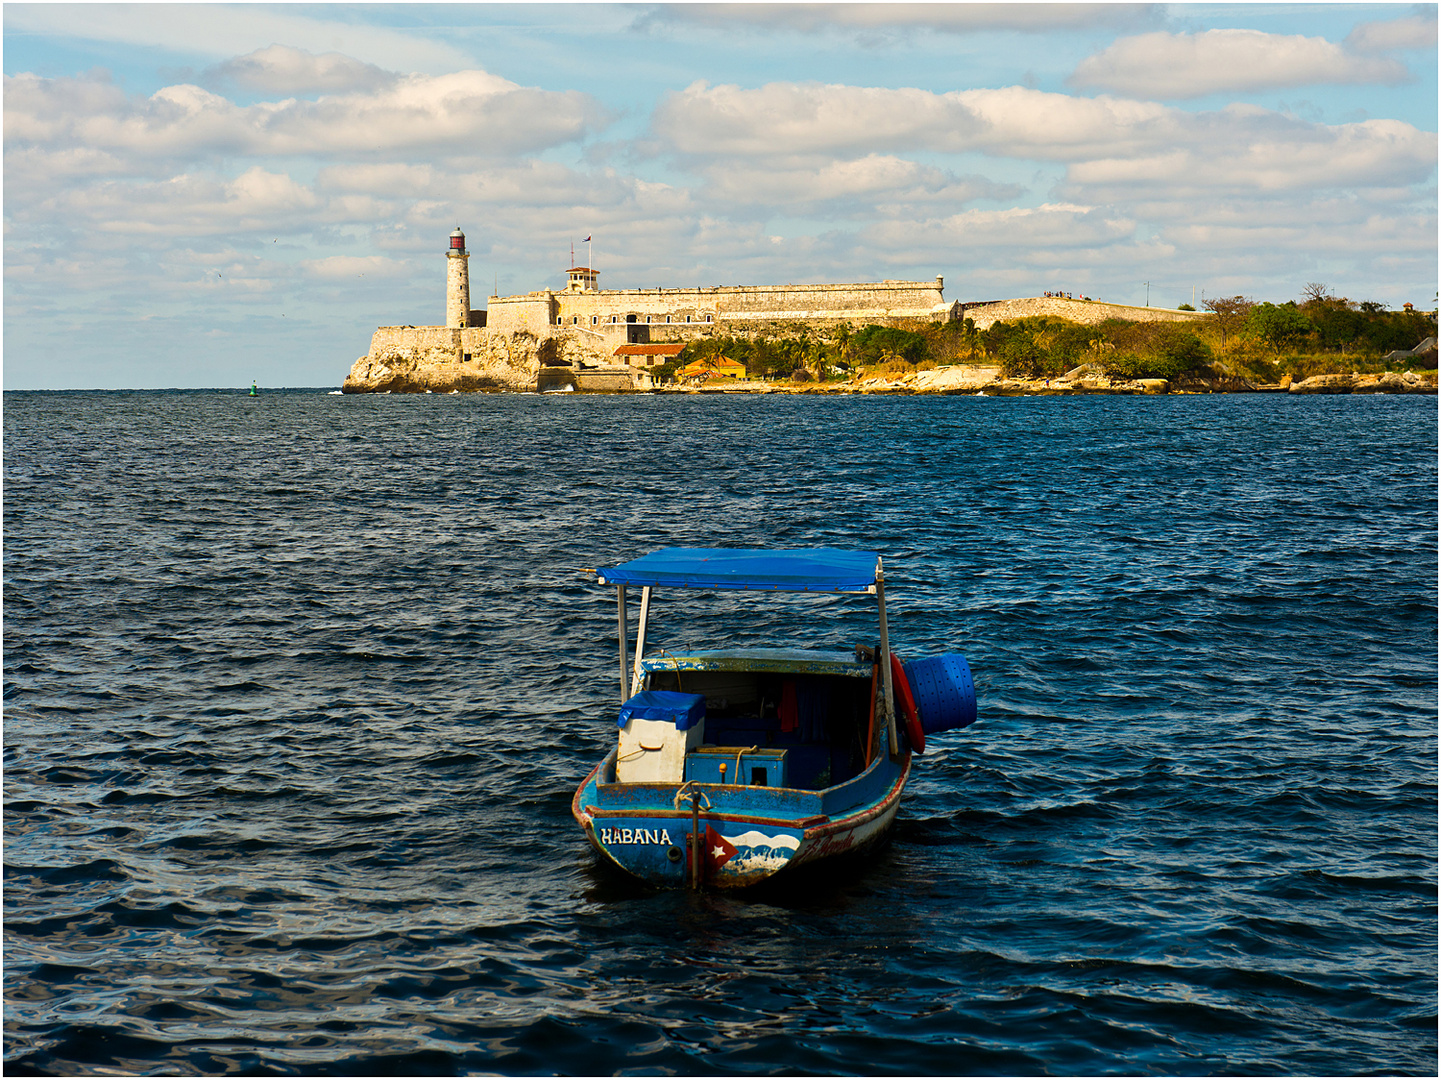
[572,748,911,889]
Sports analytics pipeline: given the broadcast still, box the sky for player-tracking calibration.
[3,3,1437,390]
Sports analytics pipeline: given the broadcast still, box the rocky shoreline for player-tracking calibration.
[774,365,1439,396]
[342,348,1436,397]
[593,365,1435,397]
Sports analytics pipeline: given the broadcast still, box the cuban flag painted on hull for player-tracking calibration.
[719,829,801,874]
[704,825,737,871]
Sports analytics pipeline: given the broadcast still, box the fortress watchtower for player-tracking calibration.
[566,266,598,293]
[446,227,470,328]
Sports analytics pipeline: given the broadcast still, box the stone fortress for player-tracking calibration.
[341,227,1209,393]
[343,228,959,392]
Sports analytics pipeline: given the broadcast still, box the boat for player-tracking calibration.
[571,547,977,889]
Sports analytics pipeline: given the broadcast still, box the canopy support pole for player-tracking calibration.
[630,586,652,698]
[617,585,629,705]
[876,561,900,761]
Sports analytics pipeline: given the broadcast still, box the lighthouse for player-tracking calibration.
[446,227,470,328]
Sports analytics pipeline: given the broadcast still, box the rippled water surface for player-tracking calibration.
[4,389,1437,1075]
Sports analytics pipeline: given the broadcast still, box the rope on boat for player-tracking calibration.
[734,746,759,783]
[673,781,711,812]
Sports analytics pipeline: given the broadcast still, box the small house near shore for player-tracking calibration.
[678,356,748,383]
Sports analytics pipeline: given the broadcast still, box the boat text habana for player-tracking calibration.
[571,548,977,889]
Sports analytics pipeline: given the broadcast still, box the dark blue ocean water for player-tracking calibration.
[4,389,1436,1076]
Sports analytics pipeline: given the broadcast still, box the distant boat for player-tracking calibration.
[572,547,978,889]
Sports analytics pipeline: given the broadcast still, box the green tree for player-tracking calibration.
[1246,302,1314,357]
[851,325,928,366]
[997,328,1048,377]
[1202,295,1255,349]
[981,320,1018,358]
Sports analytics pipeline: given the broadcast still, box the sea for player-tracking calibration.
[3,388,1436,1076]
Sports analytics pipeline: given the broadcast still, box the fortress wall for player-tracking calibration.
[554,288,718,328]
[715,280,945,319]
[458,327,492,353]
[487,294,555,335]
[960,297,1211,330]
[496,279,949,332]
[371,325,460,353]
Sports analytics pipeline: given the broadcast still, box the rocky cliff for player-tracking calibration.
[342,326,623,393]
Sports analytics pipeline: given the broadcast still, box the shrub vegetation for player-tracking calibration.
[661,288,1436,385]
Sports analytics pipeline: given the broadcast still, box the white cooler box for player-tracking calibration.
[615,691,707,783]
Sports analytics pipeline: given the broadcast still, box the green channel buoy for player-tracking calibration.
[250,381,259,396]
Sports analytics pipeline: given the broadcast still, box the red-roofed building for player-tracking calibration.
[614,342,686,368]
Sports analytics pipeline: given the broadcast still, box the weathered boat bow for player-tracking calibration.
[572,548,976,889]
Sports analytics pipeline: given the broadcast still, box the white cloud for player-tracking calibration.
[1164,208,1437,260]
[1346,10,1440,53]
[207,45,396,94]
[652,81,1178,161]
[693,154,1020,216]
[301,255,408,281]
[317,163,439,198]
[4,68,604,161]
[864,203,1136,255]
[649,80,1437,195]
[2,4,471,73]
[635,3,1159,36]
[1065,114,1437,194]
[951,86,1173,160]
[85,167,321,235]
[1069,29,1409,99]
[651,80,981,157]
[3,146,143,200]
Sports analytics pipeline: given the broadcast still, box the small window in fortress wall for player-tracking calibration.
[706,315,713,323]
[686,315,692,323]
[592,316,597,325]
[666,315,672,324]
[647,316,652,324]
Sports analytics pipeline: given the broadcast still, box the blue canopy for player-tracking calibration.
[598,548,879,593]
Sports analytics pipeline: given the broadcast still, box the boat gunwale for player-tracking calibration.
[638,648,873,678]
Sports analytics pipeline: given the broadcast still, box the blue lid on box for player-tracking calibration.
[618,690,706,731]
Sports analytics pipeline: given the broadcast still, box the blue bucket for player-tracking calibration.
[902,654,976,735]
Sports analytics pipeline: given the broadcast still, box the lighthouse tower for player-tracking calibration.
[446,227,470,328]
